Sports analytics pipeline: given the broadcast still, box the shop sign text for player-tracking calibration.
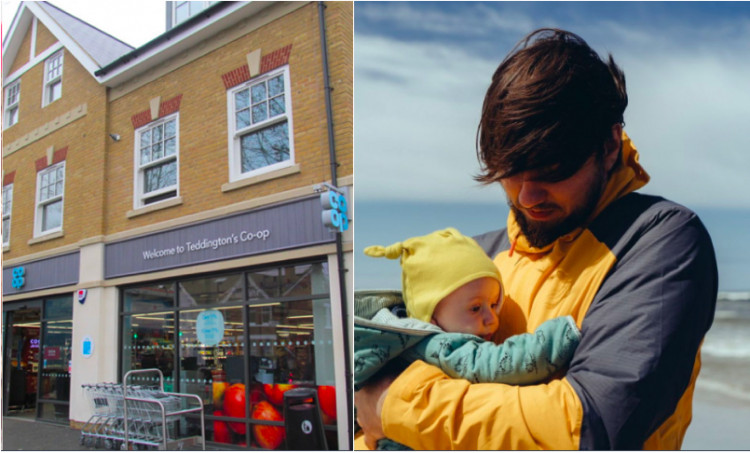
[142,229,271,261]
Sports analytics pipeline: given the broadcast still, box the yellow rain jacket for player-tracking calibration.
[376,134,718,449]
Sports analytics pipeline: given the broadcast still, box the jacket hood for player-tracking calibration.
[507,131,650,255]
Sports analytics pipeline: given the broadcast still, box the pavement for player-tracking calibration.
[1,415,99,451]
[1,415,209,451]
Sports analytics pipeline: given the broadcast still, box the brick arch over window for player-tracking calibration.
[131,94,183,129]
[221,45,293,90]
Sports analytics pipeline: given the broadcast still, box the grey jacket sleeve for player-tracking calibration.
[567,195,718,449]
[404,316,581,385]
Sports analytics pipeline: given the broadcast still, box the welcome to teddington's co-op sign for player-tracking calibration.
[142,229,270,260]
[104,197,335,279]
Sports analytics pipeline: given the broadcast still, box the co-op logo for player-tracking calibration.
[320,186,349,233]
[11,267,26,289]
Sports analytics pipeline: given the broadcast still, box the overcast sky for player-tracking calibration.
[2,0,165,49]
[354,2,750,210]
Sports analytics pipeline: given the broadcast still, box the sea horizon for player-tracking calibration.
[354,199,750,293]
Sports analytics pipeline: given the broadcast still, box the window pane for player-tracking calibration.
[152,142,163,160]
[247,268,280,300]
[268,75,284,97]
[179,306,245,407]
[175,3,190,23]
[141,147,150,165]
[9,107,19,125]
[122,312,176,387]
[144,160,176,193]
[280,263,329,298]
[236,109,250,129]
[141,129,152,147]
[269,95,285,117]
[2,219,9,243]
[179,274,244,308]
[49,81,62,102]
[235,90,249,110]
[240,121,289,173]
[165,137,176,156]
[123,285,175,313]
[251,103,267,123]
[251,83,266,104]
[42,200,62,231]
[165,120,176,138]
[44,296,73,320]
[39,320,72,401]
[153,124,163,142]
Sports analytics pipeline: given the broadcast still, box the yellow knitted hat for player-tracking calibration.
[364,227,501,323]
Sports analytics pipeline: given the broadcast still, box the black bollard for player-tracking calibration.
[283,387,328,450]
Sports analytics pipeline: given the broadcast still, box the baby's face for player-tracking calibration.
[431,277,502,340]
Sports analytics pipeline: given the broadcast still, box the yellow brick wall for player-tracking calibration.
[34,21,58,56]
[2,50,108,260]
[104,2,353,235]
[325,1,353,179]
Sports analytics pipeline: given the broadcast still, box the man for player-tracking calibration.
[355,28,717,450]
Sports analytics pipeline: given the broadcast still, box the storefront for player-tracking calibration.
[2,194,351,449]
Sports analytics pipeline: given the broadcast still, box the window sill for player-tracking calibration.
[3,244,9,253]
[222,164,301,193]
[127,196,183,219]
[28,230,64,245]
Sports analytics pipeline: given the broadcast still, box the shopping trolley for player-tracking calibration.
[81,369,205,450]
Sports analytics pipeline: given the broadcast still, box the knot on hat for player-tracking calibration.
[363,242,404,260]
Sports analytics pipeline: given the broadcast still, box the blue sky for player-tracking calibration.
[354,2,750,209]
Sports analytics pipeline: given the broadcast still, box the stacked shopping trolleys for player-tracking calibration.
[81,369,205,450]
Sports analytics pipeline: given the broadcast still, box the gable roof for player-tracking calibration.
[3,1,134,81]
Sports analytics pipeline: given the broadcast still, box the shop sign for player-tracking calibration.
[44,346,61,360]
[141,229,271,261]
[11,267,25,289]
[104,197,335,279]
[197,310,225,347]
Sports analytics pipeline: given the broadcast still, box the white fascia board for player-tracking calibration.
[96,1,275,87]
[25,1,102,77]
[2,4,34,80]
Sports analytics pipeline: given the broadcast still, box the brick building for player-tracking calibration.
[2,2,352,449]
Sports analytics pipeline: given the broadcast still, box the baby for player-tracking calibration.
[354,228,580,450]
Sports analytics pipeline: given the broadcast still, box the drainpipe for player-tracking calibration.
[318,2,353,449]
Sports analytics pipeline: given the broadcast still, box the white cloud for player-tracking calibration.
[355,6,750,209]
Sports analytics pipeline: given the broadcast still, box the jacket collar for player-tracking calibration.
[507,131,650,255]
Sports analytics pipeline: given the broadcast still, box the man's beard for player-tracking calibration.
[509,163,607,249]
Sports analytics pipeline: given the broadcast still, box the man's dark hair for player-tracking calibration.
[476,28,628,183]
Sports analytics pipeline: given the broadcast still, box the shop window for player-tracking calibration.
[179,274,244,308]
[3,183,12,246]
[4,80,20,128]
[38,295,73,424]
[227,67,294,182]
[34,162,65,237]
[134,114,179,208]
[119,261,338,448]
[43,51,63,106]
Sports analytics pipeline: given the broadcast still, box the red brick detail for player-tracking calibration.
[131,110,152,129]
[158,94,183,117]
[222,66,251,90]
[35,157,49,172]
[3,171,15,186]
[260,44,292,74]
[221,44,293,90]
[52,147,68,165]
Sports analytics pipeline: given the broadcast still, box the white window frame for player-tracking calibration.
[2,184,13,246]
[34,162,65,237]
[4,80,20,128]
[173,1,217,25]
[133,113,180,209]
[226,66,294,183]
[43,50,63,107]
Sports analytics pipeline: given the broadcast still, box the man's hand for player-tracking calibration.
[354,375,395,449]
